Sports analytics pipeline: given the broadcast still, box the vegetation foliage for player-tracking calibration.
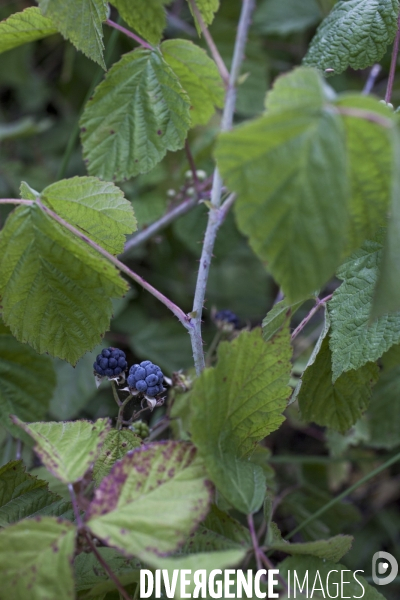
[0,0,400,598]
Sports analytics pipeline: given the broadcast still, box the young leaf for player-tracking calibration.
[80,48,191,182]
[303,0,399,75]
[92,429,142,486]
[215,68,348,301]
[329,231,400,380]
[0,517,76,600]
[0,7,57,55]
[296,335,379,433]
[110,0,168,45]
[254,0,322,36]
[262,297,311,342]
[37,0,107,68]
[188,0,220,32]
[191,327,291,512]
[268,522,353,562]
[11,418,110,484]
[86,441,212,558]
[0,204,127,364]
[0,331,56,441]
[0,461,72,527]
[336,95,393,251]
[40,176,137,255]
[161,39,224,127]
[280,555,385,599]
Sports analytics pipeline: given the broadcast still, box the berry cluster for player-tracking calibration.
[93,347,128,378]
[214,309,239,329]
[127,361,164,397]
[130,420,150,440]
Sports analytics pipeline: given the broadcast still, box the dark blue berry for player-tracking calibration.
[214,309,239,328]
[93,347,128,378]
[127,360,165,396]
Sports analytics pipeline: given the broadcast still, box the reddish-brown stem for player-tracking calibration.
[106,19,153,50]
[187,0,229,85]
[83,531,132,600]
[35,199,192,331]
[247,514,263,572]
[385,11,400,103]
[291,294,333,341]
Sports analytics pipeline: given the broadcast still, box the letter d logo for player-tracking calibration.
[372,551,398,585]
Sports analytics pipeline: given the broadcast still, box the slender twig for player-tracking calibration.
[190,0,255,374]
[187,0,229,85]
[111,381,122,407]
[35,199,192,331]
[122,195,199,254]
[106,19,153,50]
[385,10,400,103]
[362,64,382,95]
[291,294,333,341]
[148,417,171,441]
[116,394,133,430]
[185,140,200,191]
[15,439,22,461]
[247,514,263,572]
[68,483,83,529]
[286,449,400,540]
[0,199,33,206]
[335,107,394,128]
[83,531,132,600]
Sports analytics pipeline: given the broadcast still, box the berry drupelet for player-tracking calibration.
[127,360,164,397]
[93,347,128,378]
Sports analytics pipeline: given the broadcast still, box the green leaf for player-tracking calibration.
[366,356,400,449]
[0,7,57,56]
[0,517,76,600]
[86,441,212,558]
[12,418,110,484]
[80,48,191,182]
[0,461,72,527]
[262,297,312,342]
[268,522,353,562]
[336,95,394,251]
[161,39,224,127]
[0,203,127,364]
[191,327,291,512]
[297,335,379,433]
[38,0,107,68]
[110,0,168,45]
[93,429,142,486]
[215,68,349,301]
[265,66,331,114]
[40,177,137,255]
[303,0,399,75]
[372,128,400,317]
[280,556,385,599]
[0,331,56,441]
[254,0,322,36]
[189,0,220,32]
[329,231,400,380]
